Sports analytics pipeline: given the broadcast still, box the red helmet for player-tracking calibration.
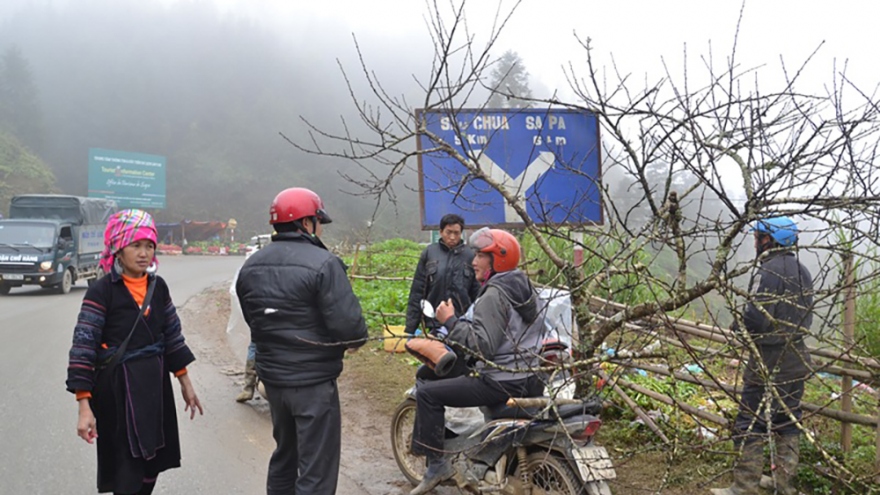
[269,187,333,225]
[469,227,521,273]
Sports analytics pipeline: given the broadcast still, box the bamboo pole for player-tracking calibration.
[589,295,880,371]
[598,370,671,444]
[841,253,855,453]
[875,388,880,484]
[615,378,729,427]
[621,361,879,426]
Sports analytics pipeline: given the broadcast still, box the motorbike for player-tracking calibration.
[390,335,616,495]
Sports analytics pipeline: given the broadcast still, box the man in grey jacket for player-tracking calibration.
[712,216,813,495]
[409,227,545,495]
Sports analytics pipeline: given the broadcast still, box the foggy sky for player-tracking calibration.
[1,0,878,242]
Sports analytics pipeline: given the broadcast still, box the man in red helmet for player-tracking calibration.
[236,187,368,495]
[408,227,546,495]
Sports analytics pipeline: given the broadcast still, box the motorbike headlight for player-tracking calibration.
[40,261,54,271]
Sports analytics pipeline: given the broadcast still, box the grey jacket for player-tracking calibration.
[444,270,545,382]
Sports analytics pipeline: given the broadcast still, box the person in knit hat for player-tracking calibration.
[66,209,203,495]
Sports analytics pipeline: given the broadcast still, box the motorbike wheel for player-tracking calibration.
[390,398,426,486]
[517,452,591,495]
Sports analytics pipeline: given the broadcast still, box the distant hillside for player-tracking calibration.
[0,131,57,214]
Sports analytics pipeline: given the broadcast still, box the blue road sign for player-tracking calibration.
[417,108,602,229]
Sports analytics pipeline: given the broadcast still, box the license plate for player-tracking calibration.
[2,274,24,281]
[572,445,616,482]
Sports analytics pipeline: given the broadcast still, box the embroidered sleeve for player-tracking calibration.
[66,287,108,393]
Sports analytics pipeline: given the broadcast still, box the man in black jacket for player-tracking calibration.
[405,214,480,338]
[236,187,368,495]
[712,216,813,495]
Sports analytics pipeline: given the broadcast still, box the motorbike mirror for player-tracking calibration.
[420,299,435,318]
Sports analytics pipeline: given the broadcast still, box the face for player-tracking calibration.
[754,232,770,254]
[302,217,324,237]
[473,251,493,283]
[118,239,155,277]
[440,223,463,247]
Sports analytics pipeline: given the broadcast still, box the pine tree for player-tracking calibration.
[0,45,44,153]
[487,50,533,108]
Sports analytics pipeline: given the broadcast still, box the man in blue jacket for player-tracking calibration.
[712,216,813,495]
[236,187,368,495]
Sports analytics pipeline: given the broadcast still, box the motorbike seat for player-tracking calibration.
[483,398,602,421]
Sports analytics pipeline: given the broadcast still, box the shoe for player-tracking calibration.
[236,359,257,403]
[410,457,454,495]
[760,435,801,495]
[709,439,763,495]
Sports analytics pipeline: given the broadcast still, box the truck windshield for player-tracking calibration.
[0,223,57,248]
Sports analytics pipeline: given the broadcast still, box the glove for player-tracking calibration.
[405,338,457,377]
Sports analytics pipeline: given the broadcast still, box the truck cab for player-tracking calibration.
[0,219,78,294]
[0,195,116,295]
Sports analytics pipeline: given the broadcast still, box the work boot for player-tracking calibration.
[235,359,257,403]
[410,456,454,495]
[709,439,763,495]
[759,435,801,495]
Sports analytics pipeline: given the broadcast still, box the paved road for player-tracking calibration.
[0,255,375,495]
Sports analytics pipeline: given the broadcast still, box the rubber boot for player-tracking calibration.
[709,439,763,495]
[410,456,453,495]
[235,359,257,403]
[759,435,801,495]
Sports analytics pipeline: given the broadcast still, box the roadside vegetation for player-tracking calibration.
[342,238,880,494]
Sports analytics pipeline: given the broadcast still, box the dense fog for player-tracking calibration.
[0,0,436,241]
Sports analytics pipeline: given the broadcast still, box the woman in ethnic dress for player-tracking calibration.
[66,209,203,495]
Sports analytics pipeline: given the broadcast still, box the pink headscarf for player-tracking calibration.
[99,209,159,273]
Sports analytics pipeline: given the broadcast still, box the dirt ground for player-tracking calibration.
[181,284,725,495]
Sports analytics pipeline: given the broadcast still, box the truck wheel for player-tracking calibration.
[0,284,10,295]
[57,269,73,294]
[87,267,105,288]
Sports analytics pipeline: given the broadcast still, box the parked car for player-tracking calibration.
[245,234,272,259]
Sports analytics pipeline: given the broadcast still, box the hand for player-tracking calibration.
[178,374,204,420]
[77,400,98,444]
[436,298,455,325]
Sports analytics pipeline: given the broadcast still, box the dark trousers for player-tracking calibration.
[263,380,341,495]
[412,374,542,458]
[114,481,155,495]
[734,345,809,438]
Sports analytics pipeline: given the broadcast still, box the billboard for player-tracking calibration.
[417,108,602,229]
[88,148,167,209]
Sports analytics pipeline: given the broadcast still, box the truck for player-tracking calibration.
[0,194,118,295]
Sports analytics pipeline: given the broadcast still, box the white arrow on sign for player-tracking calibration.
[477,151,556,223]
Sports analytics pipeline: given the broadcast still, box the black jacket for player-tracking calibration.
[744,251,814,346]
[405,240,480,334]
[236,232,368,387]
